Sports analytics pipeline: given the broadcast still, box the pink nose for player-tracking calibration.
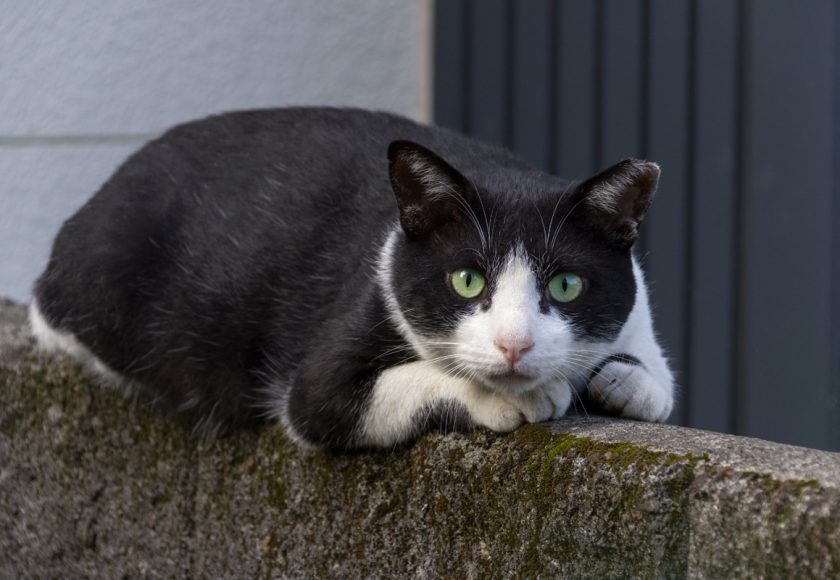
[494,338,535,365]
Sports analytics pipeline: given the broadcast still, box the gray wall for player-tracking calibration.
[1,0,431,301]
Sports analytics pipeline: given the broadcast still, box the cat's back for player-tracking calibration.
[64,107,519,242]
[29,107,536,430]
[37,107,527,308]
[33,108,425,334]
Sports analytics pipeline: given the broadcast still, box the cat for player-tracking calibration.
[29,107,674,449]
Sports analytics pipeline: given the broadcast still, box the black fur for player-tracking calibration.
[408,400,473,442]
[588,353,645,384]
[34,107,656,447]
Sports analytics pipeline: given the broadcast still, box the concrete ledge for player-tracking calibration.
[1,299,838,578]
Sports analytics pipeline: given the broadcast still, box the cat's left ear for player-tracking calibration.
[575,158,660,249]
[388,140,474,238]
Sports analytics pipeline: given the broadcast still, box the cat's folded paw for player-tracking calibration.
[511,388,556,424]
[466,389,526,433]
[539,379,573,420]
[464,380,572,432]
[588,359,673,422]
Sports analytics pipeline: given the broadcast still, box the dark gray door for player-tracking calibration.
[434,0,840,451]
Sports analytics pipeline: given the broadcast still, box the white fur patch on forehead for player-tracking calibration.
[496,246,534,287]
[490,246,540,319]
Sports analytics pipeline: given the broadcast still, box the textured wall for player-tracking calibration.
[0,1,431,301]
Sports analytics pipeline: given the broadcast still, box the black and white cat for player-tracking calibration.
[29,107,674,449]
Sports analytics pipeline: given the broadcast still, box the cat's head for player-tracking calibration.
[380,140,659,395]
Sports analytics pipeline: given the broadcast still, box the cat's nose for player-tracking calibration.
[494,337,535,365]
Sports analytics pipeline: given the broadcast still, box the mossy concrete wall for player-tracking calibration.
[1,299,839,578]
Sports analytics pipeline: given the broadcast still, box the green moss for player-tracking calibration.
[513,423,703,474]
[738,470,821,494]
[503,423,707,576]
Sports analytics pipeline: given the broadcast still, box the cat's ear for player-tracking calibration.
[575,158,660,249]
[388,140,473,237]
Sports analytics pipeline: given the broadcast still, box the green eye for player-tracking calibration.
[548,273,584,303]
[451,268,486,299]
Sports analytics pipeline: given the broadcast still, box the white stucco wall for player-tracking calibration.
[1,0,431,301]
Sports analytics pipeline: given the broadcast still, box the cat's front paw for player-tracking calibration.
[539,379,573,420]
[464,380,572,433]
[464,387,526,433]
[588,358,673,422]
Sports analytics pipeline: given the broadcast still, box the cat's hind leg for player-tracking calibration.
[586,259,675,422]
[28,299,125,387]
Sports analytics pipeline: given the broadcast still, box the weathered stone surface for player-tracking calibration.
[1,299,838,578]
[0,300,195,578]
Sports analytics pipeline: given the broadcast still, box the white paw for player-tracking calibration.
[513,388,554,424]
[464,385,525,432]
[588,360,673,422]
[464,380,572,432]
[540,379,573,420]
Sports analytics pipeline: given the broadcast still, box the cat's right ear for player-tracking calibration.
[574,158,660,249]
[388,140,472,237]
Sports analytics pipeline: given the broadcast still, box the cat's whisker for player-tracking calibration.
[532,199,550,250]
[570,385,591,418]
[436,181,488,248]
[544,192,566,249]
[550,197,587,248]
[544,366,590,418]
